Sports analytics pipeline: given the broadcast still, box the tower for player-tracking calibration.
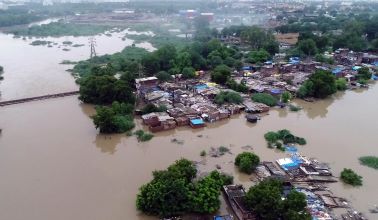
[88,37,97,59]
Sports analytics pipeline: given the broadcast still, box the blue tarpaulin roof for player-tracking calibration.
[352,66,361,71]
[285,145,298,153]
[194,84,208,90]
[242,66,252,70]
[271,88,282,95]
[190,118,204,125]
[332,67,344,74]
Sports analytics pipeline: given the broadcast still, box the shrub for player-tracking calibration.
[252,93,277,106]
[134,129,154,142]
[336,78,347,91]
[340,168,363,186]
[141,103,167,114]
[214,91,243,105]
[281,91,292,103]
[156,71,172,82]
[289,104,302,112]
[235,152,260,174]
[359,156,378,170]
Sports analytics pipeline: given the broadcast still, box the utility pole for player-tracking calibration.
[88,37,97,60]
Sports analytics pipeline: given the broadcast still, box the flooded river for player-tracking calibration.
[0,28,377,220]
[0,30,154,101]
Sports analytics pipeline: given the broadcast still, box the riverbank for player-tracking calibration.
[0,83,377,220]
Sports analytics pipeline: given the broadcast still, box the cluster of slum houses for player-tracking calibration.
[135,49,377,133]
[136,77,247,133]
[223,149,367,220]
[240,49,378,94]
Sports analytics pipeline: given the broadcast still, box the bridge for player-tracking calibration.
[0,91,79,107]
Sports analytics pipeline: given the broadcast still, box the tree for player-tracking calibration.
[136,159,229,217]
[281,91,292,103]
[234,152,260,174]
[190,174,222,213]
[175,52,192,71]
[245,179,311,220]
[251,93,277,106]
[156,71,172,82]
[181,67,196,79]
[211,65,231,84]
[92,102,135,134]
[92,106,118,133]
[356,67,371,80]
[226,79,248,93]
[245,179,284,219]
[79,74,135,105]
[340,168,363,186]
[247,49,270,64]
[297,39,318,56]
[141,53,160,76]
[264,131,280,143]
[297,70,336,98]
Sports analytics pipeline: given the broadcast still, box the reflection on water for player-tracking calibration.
[95,134,122,154]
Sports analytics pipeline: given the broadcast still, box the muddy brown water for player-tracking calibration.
[0,26,377,220]
[0,83,377,220]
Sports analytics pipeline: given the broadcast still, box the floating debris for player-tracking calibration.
[171,138,184,145]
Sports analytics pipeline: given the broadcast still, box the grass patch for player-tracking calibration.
[359,156,378,170]
[134,129,154,142]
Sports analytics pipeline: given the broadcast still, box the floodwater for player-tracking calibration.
[0,85,377,220]
[0,29,154,101]
[0,24,378,220]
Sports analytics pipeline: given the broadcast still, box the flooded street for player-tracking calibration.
[0,83,377,220]
[0,24,377,220]
[0,30,154,100]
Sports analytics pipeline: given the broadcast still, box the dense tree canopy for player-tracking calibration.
[136,159,233,218]
[234,152,260,174]
[92,102,134,133]
[211,64,232,84]
[297,70,336,99]
[245,179,311,220]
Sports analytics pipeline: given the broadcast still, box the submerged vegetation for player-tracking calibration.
[264,129,307,150]
[234,152,260,174]
[0,65,3,80]
[92,102,134,134]
[134,130,154,142]
[136,159,233,217]
[12,21,110,37]
[340,168,363,186]
[359,156,378,170]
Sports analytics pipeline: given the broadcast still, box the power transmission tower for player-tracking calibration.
[88,37,97,60]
